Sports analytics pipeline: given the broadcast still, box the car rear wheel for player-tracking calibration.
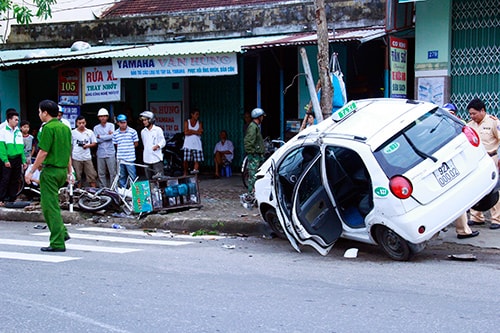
[264,208,286,239]
[375,225,411,261]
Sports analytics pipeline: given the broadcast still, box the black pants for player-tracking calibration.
[0,155,22,202]
[145,161,164,179]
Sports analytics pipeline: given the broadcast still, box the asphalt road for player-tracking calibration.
[1,221,498,333]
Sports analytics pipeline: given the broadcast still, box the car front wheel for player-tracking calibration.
[375,225,411,261]
[264,208,286,239]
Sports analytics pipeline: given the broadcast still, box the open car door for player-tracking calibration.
[288,151,343,255]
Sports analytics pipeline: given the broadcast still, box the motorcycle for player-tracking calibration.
[241,137,285,188]
[163,132,184,177]
[76,187,132,214]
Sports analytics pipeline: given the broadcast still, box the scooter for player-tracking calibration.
[77,183,133,215]
[163,132,184,177]
[241,138,285,188]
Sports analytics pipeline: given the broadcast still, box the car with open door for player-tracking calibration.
[255,98,498,260]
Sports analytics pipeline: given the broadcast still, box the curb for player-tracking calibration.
[0,207,268,237]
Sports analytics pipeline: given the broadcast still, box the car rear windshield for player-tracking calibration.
[373,107,464,177]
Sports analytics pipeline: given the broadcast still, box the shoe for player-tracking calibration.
[152,172,163,179]
[490,224,500,230]
[467,220,485,226]
[64,234,71,241]
[457,230,480,239]
[40,246,66,252]
[214,175,220,179]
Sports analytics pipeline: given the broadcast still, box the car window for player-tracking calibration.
[276,145,320,219]
[325,146,373,222]
[374,108,464,177]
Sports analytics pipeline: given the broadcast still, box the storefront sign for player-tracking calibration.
[82,65,121,103]
[111,53,238,78]
[60,105,80,128]
[150,102,183,138]
[417,77,445,106]
[58,68,80,105]
[389,37,408,98]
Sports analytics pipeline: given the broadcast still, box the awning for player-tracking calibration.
[242,26,386,50]
[0,35,288,68]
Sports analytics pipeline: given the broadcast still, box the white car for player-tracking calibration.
[255,98,498,260]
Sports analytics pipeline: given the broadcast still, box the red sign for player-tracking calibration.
[58,68,80,105]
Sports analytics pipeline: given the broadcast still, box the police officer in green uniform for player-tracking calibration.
[25,100,72,252]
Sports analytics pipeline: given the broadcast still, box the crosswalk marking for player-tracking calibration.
[0,251,80,263]
[0,226,198,263]
[0,238,141,253]
[33,232,194,246]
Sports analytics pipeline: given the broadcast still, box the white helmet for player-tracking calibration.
[97,108,109,117]
[140,111,155,124]
[251,107,266,119]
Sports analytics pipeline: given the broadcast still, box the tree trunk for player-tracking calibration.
[314,0,333,120]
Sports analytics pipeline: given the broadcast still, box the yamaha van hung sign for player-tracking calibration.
[111,53,238,78]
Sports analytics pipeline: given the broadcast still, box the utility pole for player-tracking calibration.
[314,0,333,120]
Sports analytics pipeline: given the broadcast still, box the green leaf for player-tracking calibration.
[12,4,33,25]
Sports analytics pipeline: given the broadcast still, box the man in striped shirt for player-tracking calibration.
[112,114,139,187]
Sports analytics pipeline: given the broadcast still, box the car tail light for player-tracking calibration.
[389,175,413,199]
[462,126,480,147]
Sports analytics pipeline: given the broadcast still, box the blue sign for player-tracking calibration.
[428,50,439,59]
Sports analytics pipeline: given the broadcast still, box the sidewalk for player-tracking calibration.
[0,173,269,236]
[0,173,498,249]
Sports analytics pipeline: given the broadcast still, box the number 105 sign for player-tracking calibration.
[58,68,81,105]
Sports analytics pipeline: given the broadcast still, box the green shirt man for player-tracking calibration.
[25,100,72,252]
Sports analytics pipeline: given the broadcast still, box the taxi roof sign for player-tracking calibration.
[332,101,357,122]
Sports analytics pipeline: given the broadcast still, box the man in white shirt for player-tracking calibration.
[213,130,234,178]
[72,115,98,187]
[140,111,166,179]
[93,108,116,187]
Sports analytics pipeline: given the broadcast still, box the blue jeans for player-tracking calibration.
[119,162,136,188]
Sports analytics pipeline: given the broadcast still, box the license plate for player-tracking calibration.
[433,160,460,187]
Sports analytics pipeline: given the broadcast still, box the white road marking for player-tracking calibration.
[0,239,141,253]
[78,227,227,240]
[0,251,79,262]
[32,232,193,246]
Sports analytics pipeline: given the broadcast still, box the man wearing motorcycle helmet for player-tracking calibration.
[442,102,459,117]
[140,111,166,179]
[244,107,266,198]
[112,114,139,187]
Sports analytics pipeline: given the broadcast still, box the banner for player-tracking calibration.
[389,37,408,99]
[82,65,121,104]
[112,53,238,78]
[150,102,183,138]
[60,105,80,128]
[58,68,80,105]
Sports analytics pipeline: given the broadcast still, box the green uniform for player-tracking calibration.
[38,118,72,249]
[244,121,265,194]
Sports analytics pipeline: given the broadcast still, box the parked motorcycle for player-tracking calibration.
[241,137,285,188]
[163,132,184,177]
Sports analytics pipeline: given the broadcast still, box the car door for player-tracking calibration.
[272,145,321,252]
[287,148,343,255]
